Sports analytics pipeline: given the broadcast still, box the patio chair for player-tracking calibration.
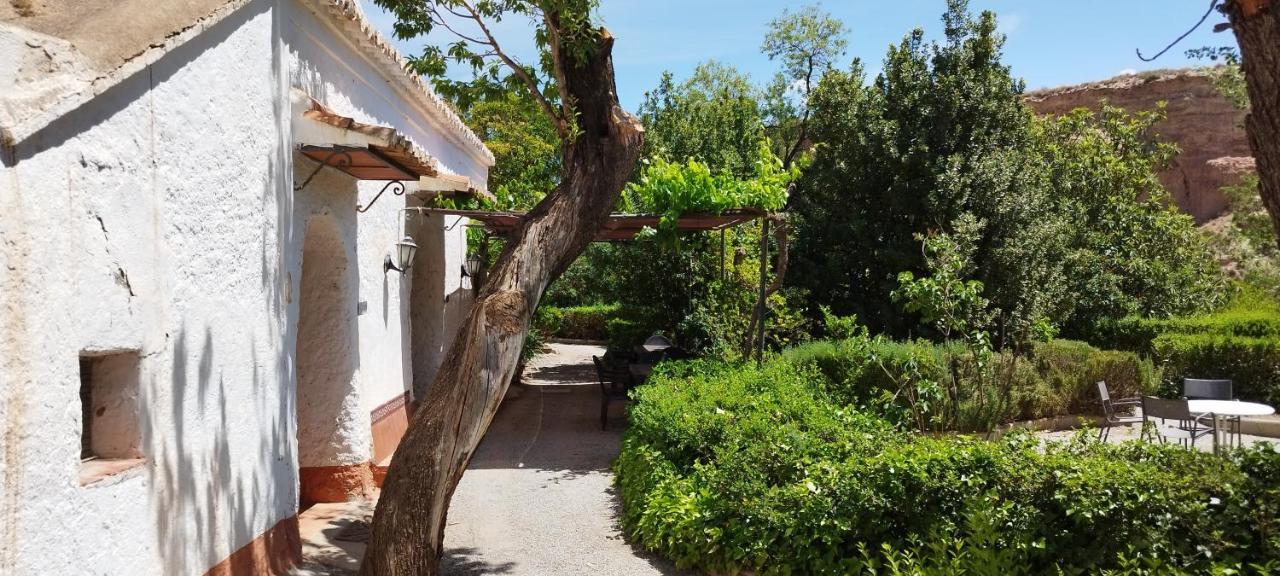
[1183,378,1238,444]
[1140,396,1216,450]
[1096,381,1141,442]
[1184,378,1233,400]
[593,355,633,430]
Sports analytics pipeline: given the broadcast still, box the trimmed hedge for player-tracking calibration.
[536,303,620,341]
[1094,290,1280,404]
[1153,333,1280,405]
[617,359,1280,575]
[781,337,1155,429]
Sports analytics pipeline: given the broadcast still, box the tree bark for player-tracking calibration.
[358,26,643,576]
[1224,0,1280,247]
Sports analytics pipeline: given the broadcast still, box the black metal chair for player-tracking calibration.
[593,355,633,430]
[1096,381,1141,442]
[1184,378,1238,445]
[1141,396,1216,450]
[1184,378,1233,400]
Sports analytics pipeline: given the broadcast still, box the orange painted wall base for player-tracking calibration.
[201,516,300,576]
[299,463,376,505]
[370,391,411,463]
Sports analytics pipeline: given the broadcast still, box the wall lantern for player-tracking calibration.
[385,236,418,274]
[461,253,484,289]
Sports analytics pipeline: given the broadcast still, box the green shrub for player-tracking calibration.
[617,359,1280,575]
[535,303,620,341]
[782,337,1154,429]
[1029,339,1157,417]
[1152,333,1280,405]
[1092,289,1280,404]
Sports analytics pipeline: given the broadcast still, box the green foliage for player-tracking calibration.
[606,315,661,353]
[462,92,560,210]
[790,1,1222,347]
[373,0,600,140]
[1095,288,1280,404]
[533,303,618,341]
[790,1,1060,344]
[760,4,848,166]
[549,61,799,357]
[617,356,1280,574]
[891,216,993,342]
[1186,47,1250,110]
[622,152,790,244]
[1037,105,1225,337]
[638,62,769,180]
[1225,174,1276,256]
[1152,334,1280,405]
[782,337,1156,431]
[1205,173,1280,297]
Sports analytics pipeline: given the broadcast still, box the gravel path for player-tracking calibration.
[440,342,682,576]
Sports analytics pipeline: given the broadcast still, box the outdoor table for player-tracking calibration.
[1188,400,1275,452]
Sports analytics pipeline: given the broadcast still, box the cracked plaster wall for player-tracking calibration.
[0,0,486,573]
[0,1,290,574]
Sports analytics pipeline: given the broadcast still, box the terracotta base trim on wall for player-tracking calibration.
[202,515,300,576]
[370,391,412,463]
[299,463,376,505]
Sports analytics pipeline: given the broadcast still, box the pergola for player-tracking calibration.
[410,207,765,242]
[411,206,782,361]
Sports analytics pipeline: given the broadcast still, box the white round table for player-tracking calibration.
[1188,399,1275,417]
[1188,400,1275,451]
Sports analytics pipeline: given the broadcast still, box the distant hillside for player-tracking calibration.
[1025,68,1253,224]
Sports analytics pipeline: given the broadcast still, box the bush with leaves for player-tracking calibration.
[617,356,1280,575]
[1095,287,1280,404]
[782,336,1155,432]
[789,1,1222,346]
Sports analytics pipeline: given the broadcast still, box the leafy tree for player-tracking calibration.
[1038,106,1226,336]
[364,1,644,573]
[463,92,560,210]
[791,0,1055,345]
[638,62,767,179]
[761,4,849,168]
[790,0,1222,347]
[550,62,798,357]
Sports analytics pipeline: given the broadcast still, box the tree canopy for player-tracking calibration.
[789,0,1222,345]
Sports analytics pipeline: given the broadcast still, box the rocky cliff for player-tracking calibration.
[1025,68,1253,223]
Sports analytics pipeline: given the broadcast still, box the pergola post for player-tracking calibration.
[755,217,770,365]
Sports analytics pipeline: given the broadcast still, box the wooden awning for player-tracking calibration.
[300,144,428,181]
[299,99,440,180]
[414,208,766,242]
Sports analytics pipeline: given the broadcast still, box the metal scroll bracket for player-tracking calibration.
[294,149,353,192]
[357,180,406,213]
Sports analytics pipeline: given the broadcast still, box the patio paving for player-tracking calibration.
[294,342,682,575]
[1037,420,1279,451]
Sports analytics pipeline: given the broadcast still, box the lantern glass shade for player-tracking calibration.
[464,254,483,278]
[394,236,417,272]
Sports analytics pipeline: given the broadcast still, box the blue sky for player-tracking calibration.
[362,1,1238,113]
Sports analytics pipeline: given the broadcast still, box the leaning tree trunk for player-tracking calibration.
[358,29,643,576]
[1224,0,1280,248]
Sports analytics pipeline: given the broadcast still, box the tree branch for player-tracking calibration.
[542,10,574,132]
[427,6,493,47]
[1136,0,1221,61]
[457,0,569,141]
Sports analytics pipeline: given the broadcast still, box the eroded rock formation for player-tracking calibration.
[1025,68,1252,223]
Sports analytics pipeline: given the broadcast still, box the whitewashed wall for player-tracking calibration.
[285,0,485,414]
[0,1,292,574]
[0,0,488,574]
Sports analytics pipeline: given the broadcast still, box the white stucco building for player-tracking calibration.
[0,1,493,573]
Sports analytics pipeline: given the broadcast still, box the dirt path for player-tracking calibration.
[440,342,680,576]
